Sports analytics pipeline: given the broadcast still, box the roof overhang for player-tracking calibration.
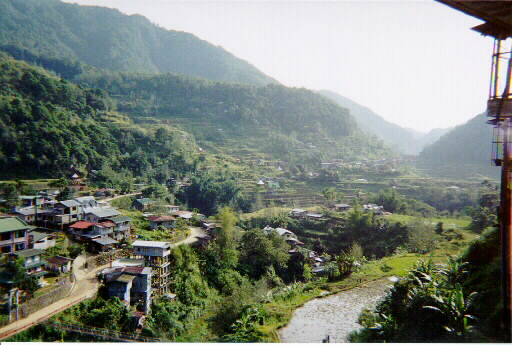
[436,1,512,39]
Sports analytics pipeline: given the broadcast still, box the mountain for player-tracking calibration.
[318,90,450,155]
[77,71,390,164]
[0,53,198,181]
[0,0,277,86]
[418,113,498,179]
[415,127,452,149]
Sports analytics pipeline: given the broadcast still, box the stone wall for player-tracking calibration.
[19,277,73,318]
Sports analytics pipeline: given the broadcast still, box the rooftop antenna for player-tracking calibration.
[435,1,512,340]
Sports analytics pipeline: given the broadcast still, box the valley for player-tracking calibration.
[0,0,506,343]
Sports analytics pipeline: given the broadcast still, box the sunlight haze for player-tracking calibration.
[63,0,493,132]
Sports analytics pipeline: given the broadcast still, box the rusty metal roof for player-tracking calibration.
[436,1,512,38]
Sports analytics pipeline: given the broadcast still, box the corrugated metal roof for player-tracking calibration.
[58,200,81,208]
[135,198,153,205]
[92,237,118,246]
[13,248,44,258]
[0,217,32,233]
[116,274,136,284]
[107,216,131,224]
[30,231,49,242]
[132,240,171,249]
[86,208,120,218]
[69,221,96,229]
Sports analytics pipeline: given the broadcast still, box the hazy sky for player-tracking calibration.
[64,0,494,132]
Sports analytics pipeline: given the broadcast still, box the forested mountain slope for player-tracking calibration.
[318,90,450,154]
[0,53,199,180]
[77,71,391,164]
[0,0,277,85]
[418,113,498,179]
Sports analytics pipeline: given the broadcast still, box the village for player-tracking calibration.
[0,170,391,338]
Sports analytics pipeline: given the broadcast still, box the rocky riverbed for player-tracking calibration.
[279,278,393,343]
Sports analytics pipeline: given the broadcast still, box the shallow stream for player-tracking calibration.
[278,278,392,343]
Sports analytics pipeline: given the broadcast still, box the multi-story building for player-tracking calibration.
[10,248,47,282]
[107,216,131,242]
[0,216,32,254]
[132,240,171,295]
[103,266,152,313]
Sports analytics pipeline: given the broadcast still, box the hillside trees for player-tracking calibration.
[0,54,198,182]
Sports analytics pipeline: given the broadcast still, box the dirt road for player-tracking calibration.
[0,226,205,340]
[0,255,108,340]
[174,227,206,246]
[102,192,139,203]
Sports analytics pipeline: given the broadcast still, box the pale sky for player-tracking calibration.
[63,0,494,132]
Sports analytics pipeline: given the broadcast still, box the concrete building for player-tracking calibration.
[46,256,73,273]
[148,215,176,230]
[132,240,171,295]
[10,248,47,282]
[103,266,152,313]
[84,208,120,223]
[29,231,56,250]
[0,216,32,254]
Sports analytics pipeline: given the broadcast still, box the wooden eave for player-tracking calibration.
[436,0,512,38]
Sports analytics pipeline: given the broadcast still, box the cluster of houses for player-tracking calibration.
[289,208,328,220]
[97,239,174,316]
[256,177,281,189]
[319,157,407,172]
[0,216,73,287]
[262,225,327,273]
[362,203,390,215]
[8,194,132,253]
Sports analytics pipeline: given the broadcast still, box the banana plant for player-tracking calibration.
[423,286,477,338]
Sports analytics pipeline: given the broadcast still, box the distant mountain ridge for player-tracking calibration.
[318,90,451,155]
[0,0,277,86]
[418,113,498,179]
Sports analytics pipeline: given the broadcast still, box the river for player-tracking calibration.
[278,278,393,343]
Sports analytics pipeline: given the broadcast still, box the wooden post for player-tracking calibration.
[501,119,512,341]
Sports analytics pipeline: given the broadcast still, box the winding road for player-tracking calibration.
[0,255,109,340]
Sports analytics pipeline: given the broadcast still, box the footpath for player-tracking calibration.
[0,255,108,340]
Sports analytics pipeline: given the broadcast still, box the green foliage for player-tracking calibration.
[0,0,276,85]
[327,206,409,258]
[170,245,209,307]
[418,113,497,179]
[67,244,84,259]
[5,258,39,295]
[406,220,437,254]
[238,229,289,280]
[370,188,437,217]
[469,190,499,232]
[220,304,265,342]
[80,297,131,331]
[181,172,247,215]
[0,54,198,181]
[351,259,478,342]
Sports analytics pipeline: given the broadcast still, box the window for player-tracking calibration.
[15,231,25,239]
[0,245,11,253]
[0,232,11,241]
[15,243,25,251]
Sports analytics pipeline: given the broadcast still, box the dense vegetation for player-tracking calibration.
[0,0,276,85]
[418,113,498,178]
[0,53,198,182]
[350,223,505,342]
[76,71,390,163]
